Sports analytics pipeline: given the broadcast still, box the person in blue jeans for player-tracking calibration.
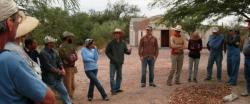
[40,36,72,104]
[81,39,109,101]
[226,30,241,86]
[205,27,225,81]
[242,33,250,96]
[105,28,131,95]
[139,26,159,87]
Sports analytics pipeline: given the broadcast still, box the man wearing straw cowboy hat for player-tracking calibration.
[59,31,78,99]
[167,25,185,86]
[40,35,72,104]
[105,28,132,95]
[4,7,42,79]
[139,26,159,87]
[0,0,56,103]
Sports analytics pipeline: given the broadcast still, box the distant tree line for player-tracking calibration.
[15,0,141,48]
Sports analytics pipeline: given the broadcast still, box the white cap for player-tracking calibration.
[63,31,74,38]
[113,28,123,33]
[85,38,93,46]
[44,36,57,43]
[0,0,18,22]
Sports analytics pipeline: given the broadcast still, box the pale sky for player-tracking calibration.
[78,0,164,17]
[78,0,248,26]
[47,0,248,27]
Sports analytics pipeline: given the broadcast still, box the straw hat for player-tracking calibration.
[44,36,57,43]
[172,25,182,32]
[16,15,39,38]
[0,0,39,38]
[62,31,74,38]
[113,28,123,33]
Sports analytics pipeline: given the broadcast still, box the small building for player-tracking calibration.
[129,16,219,48]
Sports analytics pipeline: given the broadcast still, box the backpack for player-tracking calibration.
[208,35,224,50]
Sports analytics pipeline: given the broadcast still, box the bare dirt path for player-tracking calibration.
[71,47,250,104]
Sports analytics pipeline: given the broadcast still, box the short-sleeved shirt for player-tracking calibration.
[0,51,48,104]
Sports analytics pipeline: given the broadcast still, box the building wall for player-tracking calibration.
[129,29,136,46]
[152,30,162,47]
[130,19,215,48]
[196,28,214,47]
[129,18,149,46]
[136,29,165,48]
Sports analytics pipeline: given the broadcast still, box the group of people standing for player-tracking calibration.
[1,1,250,104]
[81,24,250,103]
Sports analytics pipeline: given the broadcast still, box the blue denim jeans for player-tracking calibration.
[44,74,71,104]
[110,64,122,92]
[227,46,240,84]
[206,51,223,80]
[141,56,155,84]
[188,57,200,80]
[85,70,107,98]
[244,56,250,93]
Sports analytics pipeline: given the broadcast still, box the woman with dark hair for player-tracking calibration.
[81,39,109,101]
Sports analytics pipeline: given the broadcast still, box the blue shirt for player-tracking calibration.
[0,51,48,104]
[81,48,98,71]
[208,34,224,52]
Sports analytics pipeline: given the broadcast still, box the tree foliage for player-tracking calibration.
[151,0,250,32]
[15,0,79,11]
[25,1,140,48]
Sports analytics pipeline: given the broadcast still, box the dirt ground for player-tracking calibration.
[71,47,250,104]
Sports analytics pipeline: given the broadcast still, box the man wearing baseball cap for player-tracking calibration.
[0,0,55,104]
[139,26,159,87]
[205,27,225,82]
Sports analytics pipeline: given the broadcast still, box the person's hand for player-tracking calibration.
[153,56,157,61]
[61,69,66,76]
[128,48,132,53]
[59,68,66,76]
[140,57,144,61]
